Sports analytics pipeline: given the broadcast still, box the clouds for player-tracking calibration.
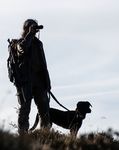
[0,0,118,93]
[1,0,119,14]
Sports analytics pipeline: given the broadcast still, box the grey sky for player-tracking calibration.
[0,0,119,133]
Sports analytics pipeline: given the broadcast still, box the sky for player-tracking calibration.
[0,0,119,134]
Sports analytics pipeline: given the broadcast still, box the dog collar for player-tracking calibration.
[76,111,85,119]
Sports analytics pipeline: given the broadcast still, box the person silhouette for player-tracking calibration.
[15,19,51,135]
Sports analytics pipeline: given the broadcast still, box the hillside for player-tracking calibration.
[0,128,119,150]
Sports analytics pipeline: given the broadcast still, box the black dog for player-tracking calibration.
[30,101,92,136]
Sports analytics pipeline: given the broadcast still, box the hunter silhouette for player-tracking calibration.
[8,19,51,135]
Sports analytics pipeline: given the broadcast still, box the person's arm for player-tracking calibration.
[40,42,51,91]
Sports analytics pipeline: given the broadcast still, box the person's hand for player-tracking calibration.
[46,81,51,92]
[47,84,51,92]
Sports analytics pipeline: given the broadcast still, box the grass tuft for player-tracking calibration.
[0,128,119,150]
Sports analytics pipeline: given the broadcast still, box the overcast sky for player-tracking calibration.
[0,0,119,134]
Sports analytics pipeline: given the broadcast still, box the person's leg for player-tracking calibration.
[33,88,50,128]
[16,85,32,134]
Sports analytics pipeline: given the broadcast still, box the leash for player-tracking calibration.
[49,91,70,111]
[29,91,69,131]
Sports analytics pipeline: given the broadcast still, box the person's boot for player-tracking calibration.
[18,128,28,136]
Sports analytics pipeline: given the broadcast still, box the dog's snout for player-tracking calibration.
[89,108,91,113]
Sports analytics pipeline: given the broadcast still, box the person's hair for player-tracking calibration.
[21,19,38,38]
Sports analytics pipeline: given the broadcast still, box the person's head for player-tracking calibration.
[22,19,38,37]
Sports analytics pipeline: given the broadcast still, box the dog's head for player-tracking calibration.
[76,101,92,115]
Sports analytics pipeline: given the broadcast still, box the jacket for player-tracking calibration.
[17,32,51,90]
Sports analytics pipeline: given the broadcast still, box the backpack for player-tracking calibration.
[7,39,21,86]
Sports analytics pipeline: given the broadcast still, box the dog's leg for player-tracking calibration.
[70,127,79,137]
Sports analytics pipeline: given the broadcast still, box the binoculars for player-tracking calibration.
[33,25,43,30]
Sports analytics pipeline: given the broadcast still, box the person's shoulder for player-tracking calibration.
[10,38,23,43]
[34,37,42,42]
[16,38,22,43]
[16,38,24,45]
[35,37,43,45]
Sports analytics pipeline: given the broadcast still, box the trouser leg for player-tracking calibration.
[16,85,32,134]
[33,89,50,128]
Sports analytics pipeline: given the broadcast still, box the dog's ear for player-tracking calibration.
[77,101,92,108]
[77,101,83,108]
[86,101,92,107]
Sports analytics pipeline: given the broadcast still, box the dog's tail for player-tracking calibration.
[29,113,39,131]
